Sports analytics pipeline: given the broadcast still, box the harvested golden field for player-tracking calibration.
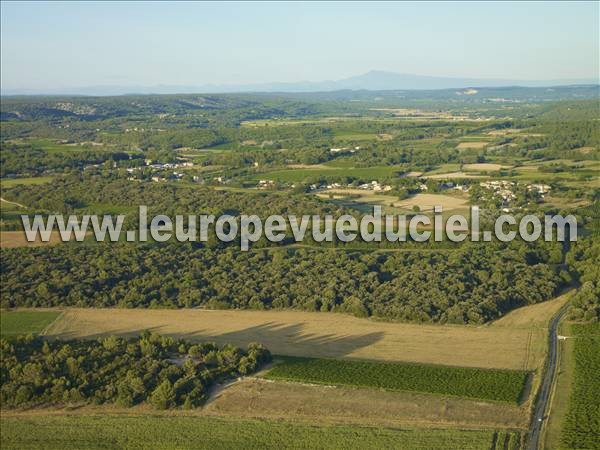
[575,146,596,154]
[456,142,488,150]
[486,129,522,136]
[0,231,64,248]
[491,291,571,329]
[463,163,507,171]
[42,294,568,370]
[204,378,528,430]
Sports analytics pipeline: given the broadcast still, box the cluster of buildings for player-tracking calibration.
[478,180,552,206]
[479,180,517,203]
[329,146,360,154]
[124,127,166,132]
[527,183,552,198]
[356,180,393,192]
[418,182,470,192]
[148,172,185,182]
[126,159,194,182]
[257,179,275,189]
[307,180,393,192]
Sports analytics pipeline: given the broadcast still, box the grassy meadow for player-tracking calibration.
[0,176,55,188]
[0,310,61,338]
[0,414,520,450]
[204,377,528,429]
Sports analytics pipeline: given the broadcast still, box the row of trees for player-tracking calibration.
[567,236,600,322]
[0,333,271,409]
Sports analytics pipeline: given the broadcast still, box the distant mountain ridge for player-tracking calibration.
[3,70,598,96]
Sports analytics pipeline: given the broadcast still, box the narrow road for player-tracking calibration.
[527,304,569,450]
[0,197,27,209]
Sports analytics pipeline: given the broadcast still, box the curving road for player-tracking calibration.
[527,304,569,450]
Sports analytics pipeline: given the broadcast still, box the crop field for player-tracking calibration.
[544,321,575,450]
[462,163,507,171]
[491,291,571,329]
[264,356,529,403]
[560,323,600,449]
[40,298,567,371]
[0,230,67,248]
[395,193,469,212]
[332,130,378,140]
[318,189,472,222]
[0,310,61,338]
[205,378,528,429]
[316,191,469,215]
[0,176,55,188]
[10,138,105,153]
[0,414,512,450]
[492,431,522,450]
[456,141,489,149]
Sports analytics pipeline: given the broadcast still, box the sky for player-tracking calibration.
[1,1,598,91]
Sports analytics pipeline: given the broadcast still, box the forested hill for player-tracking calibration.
[2,85,598,122]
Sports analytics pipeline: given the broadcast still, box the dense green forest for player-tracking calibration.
[0,333,271,409]
[0,241,561,324]
[567,236,600,322]
[3,175,345,219]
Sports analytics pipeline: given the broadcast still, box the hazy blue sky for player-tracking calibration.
[1,1,598,90]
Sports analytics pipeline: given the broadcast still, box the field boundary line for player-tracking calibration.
[523,330,533,371]
[39,310,66,336]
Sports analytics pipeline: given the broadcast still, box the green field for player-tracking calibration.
[265,357,529,403]
[0,415,517,450]
[0,310,61,338]
[560,323,600,449]
[24,138,103,153]
[1,176,55,188]
[332,130,378,140]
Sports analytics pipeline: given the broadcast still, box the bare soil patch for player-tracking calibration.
[0,231,64,248]
[204,378,528,429]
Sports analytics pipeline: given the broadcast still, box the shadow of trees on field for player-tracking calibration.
[49,320,384,359]
[180,321,385,359]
